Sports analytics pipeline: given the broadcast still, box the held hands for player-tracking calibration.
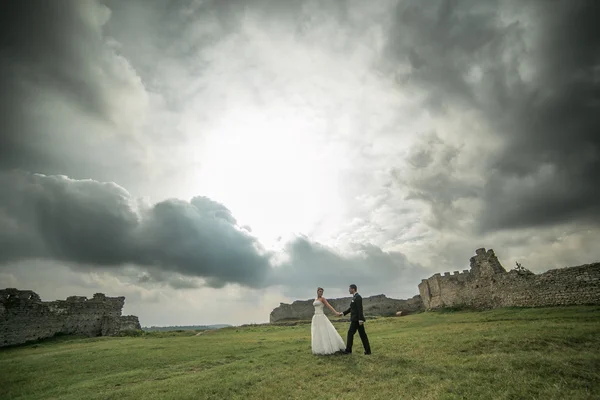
[359,320,364,325]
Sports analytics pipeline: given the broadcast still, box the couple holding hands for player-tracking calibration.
[311,284,371,355]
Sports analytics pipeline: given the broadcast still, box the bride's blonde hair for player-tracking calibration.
[317,287,324,297]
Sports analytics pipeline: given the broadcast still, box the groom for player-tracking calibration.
[338,284,371,355]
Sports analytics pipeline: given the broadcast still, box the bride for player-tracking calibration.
[311,287,346,355]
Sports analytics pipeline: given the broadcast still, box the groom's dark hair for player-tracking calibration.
[349,284,357,291]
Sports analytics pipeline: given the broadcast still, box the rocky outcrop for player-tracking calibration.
[270,294,424,323]
[418,248,600,310]
[0,289,141,347]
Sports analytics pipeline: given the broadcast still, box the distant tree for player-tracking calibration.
[512,261,533,275]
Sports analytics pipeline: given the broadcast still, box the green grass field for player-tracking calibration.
[1,306,599,400]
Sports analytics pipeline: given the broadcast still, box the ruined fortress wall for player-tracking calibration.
[418,248,600,310]
[465,264,600,308]
[418,270,472,309]
[270,294,424,323]
[0,289,141,347]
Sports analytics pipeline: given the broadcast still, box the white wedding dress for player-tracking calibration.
[311,300,346,355]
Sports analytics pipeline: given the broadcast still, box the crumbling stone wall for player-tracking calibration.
[270,294,424,323]
[419,248,600,310]
[0,289,141,347]
[118,315,143,332]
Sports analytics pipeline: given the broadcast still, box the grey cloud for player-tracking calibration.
[134,196,271,287]
[383,0,502,110]
[385,0,600,231]
[136,272,201,290]
[0,171,427,295]
[1,0,114,119]
[165,277,202,290]
[0,0,149,186]
[270,236,428,298]
[0,171,139,265]
[478,1,600,231]
[103,0,302,80]
[394,132,480,231]
[0,171,271,288]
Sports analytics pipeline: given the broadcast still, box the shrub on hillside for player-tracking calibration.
[118,329,145,337]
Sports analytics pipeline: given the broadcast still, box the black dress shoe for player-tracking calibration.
[364,352,371,355]
[343,350,352,354]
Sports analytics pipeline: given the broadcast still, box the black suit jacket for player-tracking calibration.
[342,293,365,322]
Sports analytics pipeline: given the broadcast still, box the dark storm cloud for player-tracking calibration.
[0,171,138,265]
[481,0,600,230]
[0,0,146,180]
[0,171,271,288]
[385,0,600,231]
[270,236,428,297]
[383,0,501,110]
[0,1,113,118]
[135,196,270,288]
[0,171,426,293]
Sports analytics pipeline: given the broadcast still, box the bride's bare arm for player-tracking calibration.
[321,298,338,314]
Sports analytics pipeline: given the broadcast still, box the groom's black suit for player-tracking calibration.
[342,293,371,354]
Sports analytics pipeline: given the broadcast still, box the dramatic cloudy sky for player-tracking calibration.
[1,0,598,326]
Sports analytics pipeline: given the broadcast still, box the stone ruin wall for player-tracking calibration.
[0,289,142,347]
[270,294,424,323]
[418,248,600,310]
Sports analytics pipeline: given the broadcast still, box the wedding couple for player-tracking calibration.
[311,284,371,355]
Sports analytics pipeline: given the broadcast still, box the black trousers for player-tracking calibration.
[346,320,371,353]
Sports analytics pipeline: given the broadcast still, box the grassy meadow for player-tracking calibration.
[1,306,599,400]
